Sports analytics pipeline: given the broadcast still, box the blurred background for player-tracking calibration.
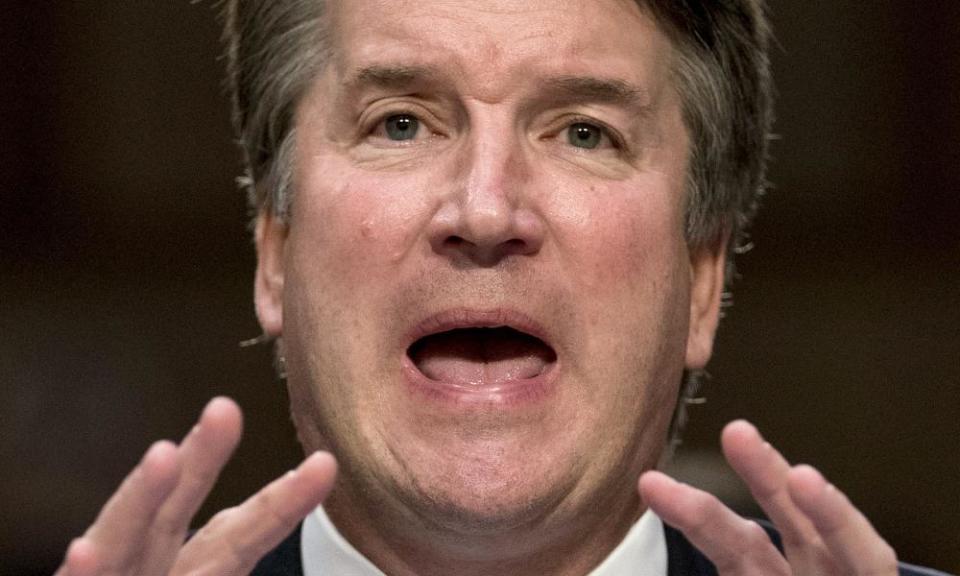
[1,1,957,574]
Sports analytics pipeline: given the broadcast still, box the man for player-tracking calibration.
[54,1,948,575]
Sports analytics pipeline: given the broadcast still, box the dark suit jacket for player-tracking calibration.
[251,521,951,575]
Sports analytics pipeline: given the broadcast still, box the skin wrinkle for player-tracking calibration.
[339,67,663,170]
[57,2,810,575]
[231,0,773,268]
[250,1,727,575]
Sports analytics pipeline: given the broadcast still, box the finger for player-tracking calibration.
[66,440,181,573]
[640,470,789,575]
[136,397,244,575]
[721,420,820,547]
[54,537,99,576]
[788,465,898,574]
[154,397,243,530]
[173,451,338,575]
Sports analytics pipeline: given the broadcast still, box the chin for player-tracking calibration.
[363,415,617,537]
[391,463,580,536]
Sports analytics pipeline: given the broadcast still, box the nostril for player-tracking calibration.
[437,235,533,263]
[503,239,526,252]
[444,236,467,249]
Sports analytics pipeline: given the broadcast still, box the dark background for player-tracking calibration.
[1,1,957,574]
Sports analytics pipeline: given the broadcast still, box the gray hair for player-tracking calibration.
[224,0,774,441]
[224,0,773,250]
[223,0,328,219]
[649,1,774,254]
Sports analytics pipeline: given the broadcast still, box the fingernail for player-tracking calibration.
[796,463,824,481]
[295,452,322,472]
[203,397,222,417]
[137,441,173,479]
[723,419,761,442]
[794,464,829,497]
[66,537,96,567]
[659,472,681,487]
[142,440,166,463]
[308,451,338,472]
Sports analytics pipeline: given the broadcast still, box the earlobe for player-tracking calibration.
[254,213,288,337]
[684,231,730,370]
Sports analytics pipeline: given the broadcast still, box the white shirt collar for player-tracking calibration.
[302,506,667,576]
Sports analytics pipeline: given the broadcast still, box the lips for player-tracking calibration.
[409,327,555,386]
[404,310,557,390]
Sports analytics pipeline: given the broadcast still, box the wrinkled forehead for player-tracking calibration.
[323,0,674,94]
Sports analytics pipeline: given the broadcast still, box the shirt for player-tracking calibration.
[301,506,667,576]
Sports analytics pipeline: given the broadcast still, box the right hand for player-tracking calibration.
[640,420,899,576]
[55,397,337,576]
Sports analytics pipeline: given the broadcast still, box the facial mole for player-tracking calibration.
[360,217,376,239]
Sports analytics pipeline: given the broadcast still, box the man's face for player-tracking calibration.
[255,0,725,536]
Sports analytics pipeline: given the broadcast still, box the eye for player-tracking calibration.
[567,122,605,149]
[383,114,420,141]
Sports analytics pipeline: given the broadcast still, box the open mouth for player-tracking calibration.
[407,326,557,387]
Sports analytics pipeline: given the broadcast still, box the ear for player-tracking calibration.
[684,230,730,370]
[254,213,288,337]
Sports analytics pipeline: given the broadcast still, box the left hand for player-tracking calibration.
[639,420,899,575]
[54,398,338,576]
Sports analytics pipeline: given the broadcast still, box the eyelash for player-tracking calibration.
[362,108,626,152]
[363,104,440,143]
[558,115,625,151]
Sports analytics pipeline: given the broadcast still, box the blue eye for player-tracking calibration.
[384,114,420,141]
[567,122,603,149]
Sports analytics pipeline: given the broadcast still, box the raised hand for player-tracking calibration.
[55,397,337,576]
[640,420,899,576]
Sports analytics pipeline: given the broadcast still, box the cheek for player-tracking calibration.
[553,176,691,392]
[289,164,433,289]
[561,183,687,302]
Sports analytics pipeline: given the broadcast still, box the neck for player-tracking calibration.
[323,485,644,576]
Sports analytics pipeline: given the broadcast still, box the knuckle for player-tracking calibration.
[859,567,897,576]
[852,541,899,576]
[883,541,898,562]
[743,520,772,549]
[181,466,219,494]
[176,556,241,576]
[874,542,899,572]
[153,508,189,538]
[706,539,741,572]
[204,506,239,532]
[686,490,717,526]
[221,535,254,573]
[256,487,298,529]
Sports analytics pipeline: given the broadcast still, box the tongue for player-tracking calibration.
[411,328,552,386]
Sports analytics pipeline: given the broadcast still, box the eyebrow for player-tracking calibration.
[538,76,651,111]
[345,66,652,114]
[348,65,436,91]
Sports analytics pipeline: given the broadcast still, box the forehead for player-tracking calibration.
[326,0,672,96]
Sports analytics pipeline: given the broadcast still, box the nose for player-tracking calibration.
[429,126,545,267]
